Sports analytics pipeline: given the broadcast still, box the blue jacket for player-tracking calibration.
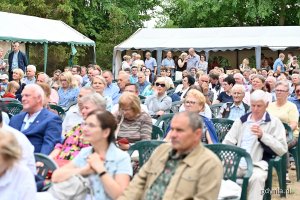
[201,115,219,144]
[8,50,28,73]
[9,108,62,155]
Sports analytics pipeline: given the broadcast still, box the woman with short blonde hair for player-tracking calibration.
[58,72,80,108]
[12,68,26,100]
[91,75,113,111]
[116,92,152,151]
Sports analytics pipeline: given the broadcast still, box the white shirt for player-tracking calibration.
[62,104,83,134]
[21,110,42,131]
[0,163,36,200]
[1,124,36,174]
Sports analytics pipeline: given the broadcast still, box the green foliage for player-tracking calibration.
[161,0,300,27]
[0,0,160,72]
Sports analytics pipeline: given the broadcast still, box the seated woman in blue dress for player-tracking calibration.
[52,111,132,199]
[165,89,218,144]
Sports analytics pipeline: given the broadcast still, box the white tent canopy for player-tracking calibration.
[0,11,95,71]
[0,11,95,46]
[113,26,300,73]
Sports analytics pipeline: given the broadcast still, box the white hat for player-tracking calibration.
[0,74,8,80]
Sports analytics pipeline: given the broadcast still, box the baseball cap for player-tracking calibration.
[0,74,8,80]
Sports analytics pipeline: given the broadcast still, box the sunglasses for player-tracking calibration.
[155,83,166,87]
[295,90,300,93]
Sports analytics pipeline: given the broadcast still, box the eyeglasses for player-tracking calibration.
[155,83,166,87]
[275,89,288,93]
[184,100,197,105]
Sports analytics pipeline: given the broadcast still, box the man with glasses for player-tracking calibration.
[137,72,150,94]
[219,84,250,120]
[8,42,28,80]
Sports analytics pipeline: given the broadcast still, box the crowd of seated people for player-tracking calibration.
[0,49,300,200]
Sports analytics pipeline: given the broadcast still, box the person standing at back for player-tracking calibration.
[8,42,28,81]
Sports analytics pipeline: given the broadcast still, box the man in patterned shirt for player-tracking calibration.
[119,111,223,200]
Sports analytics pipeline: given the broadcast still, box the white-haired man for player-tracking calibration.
[234,73,250,92]
[9,84,62,155]
[219,84,250,120]
[223,90,288,200]
[23,65,36,84]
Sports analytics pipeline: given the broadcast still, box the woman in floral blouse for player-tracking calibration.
[49,93,106,161]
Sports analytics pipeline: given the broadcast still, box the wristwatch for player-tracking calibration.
[98,171,107,177]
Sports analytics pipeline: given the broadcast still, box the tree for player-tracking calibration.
[0,0,161,71]
[161,0,300,28]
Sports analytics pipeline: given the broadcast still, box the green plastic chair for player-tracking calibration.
[210,103,224,118]
[49,104,66,119]
[128,140,165,167]
[0,97,21,104]
[211,118,234,143]
[173,80,182,87]
[170,100,182,113]
[289,133,300,181]
[166,88,175,96]
[154,113,174,136]
[264,123,293,200]
[206,144,253,200]
[5,102,23,118]
[138,95,146,104]
[35,153,58,179]
[151,125,164,140]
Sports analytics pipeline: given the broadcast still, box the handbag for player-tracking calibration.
[48,175,93,200]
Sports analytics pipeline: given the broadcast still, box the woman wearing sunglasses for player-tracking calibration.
[145,77,172,118]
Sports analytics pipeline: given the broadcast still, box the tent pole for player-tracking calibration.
[25,43,30,64]
[93,45,96,64]
[156,49,162,75]
[255,47,261,69]
[43,43,48,73]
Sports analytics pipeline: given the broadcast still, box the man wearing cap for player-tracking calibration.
[8,42,28,80]
[0,74,9,96]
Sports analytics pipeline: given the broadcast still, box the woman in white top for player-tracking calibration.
[121,55,131,71]
[0,130,36,200]
[173,75,195,101]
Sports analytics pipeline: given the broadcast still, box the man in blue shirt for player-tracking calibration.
[161,51,175,76]
[288,82,300,113]
[103,70,120,104]
[129,66,138,84]
[187,48,200,72]
[273,53,285,72]
[144,52,157,73]
[22,65,36,85]
[137,72,150,94]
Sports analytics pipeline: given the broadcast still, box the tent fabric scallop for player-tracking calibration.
[0,11,95,46]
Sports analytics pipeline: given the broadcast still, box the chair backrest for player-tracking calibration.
[173,80,182,88]
[34,153,58,179]
[206,144,252,181]
[0,97,21,104]
[210,103,224,118]
[5,102,23,117]
[211,118,234,143]
[283,122,293,142]
[128,140,165,167]
[167,88,175,96]
[170,100,182,113]
[206,144,253,200]
[49,104,66,119]
[151,125,164,140]
[154,113,174,135]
